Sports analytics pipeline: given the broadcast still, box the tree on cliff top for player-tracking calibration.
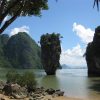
[0,0,48,34]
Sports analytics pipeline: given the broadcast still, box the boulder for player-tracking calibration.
[2,83,27,97]
[11,93,26,99]
[45,88,55,95]
[0,81,5,91]
[11,83,21,93]
[1,98,5,100]
[2,83,12,95]
[55,91,64,96]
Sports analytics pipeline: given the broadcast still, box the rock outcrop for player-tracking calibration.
[1,82,64,100]
[40,33,61,75]
[2,83,27,99]
[85,26,100,76]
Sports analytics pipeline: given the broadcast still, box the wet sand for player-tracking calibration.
[43,95,84,100]
[42,95,100,100]
[1,93,100,100]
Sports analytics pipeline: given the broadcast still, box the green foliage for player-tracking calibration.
[0,0,48,34]
[0,34,12,68]
[40,33,62,75]
[6,70,36,88]
[6,0,48,16]
[19,72,36,88]
[6,70,20,83]
[6,32,42,69]
[0,32,42,69]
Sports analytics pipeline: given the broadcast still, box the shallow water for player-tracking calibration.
[0,68,100,100]
[36,69,100,100]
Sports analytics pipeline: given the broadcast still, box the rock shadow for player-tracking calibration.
[89,78,100,93]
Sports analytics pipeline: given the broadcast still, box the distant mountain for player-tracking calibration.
[61,64,70,69]
[0,32,42,69]
[61,64,87,69]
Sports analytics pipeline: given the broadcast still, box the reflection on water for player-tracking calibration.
[89,78,100,92]
[38,75,60,89]
[36,69,100,100]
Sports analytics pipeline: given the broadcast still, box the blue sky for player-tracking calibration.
[4,0,100,67]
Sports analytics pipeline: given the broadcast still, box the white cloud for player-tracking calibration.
[60,44,86,67]
[10,26,30,36]
[73,23,94,44]
[60,23,95,67]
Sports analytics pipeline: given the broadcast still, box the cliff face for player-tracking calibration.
[86,26,100,76]
[40,33,61,75]
[0,34,12,68]
[0,32,42,69]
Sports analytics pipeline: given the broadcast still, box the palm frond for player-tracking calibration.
[93,0,100,11]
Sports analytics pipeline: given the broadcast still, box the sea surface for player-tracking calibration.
[35,69,100,100]
[0,68,100,100]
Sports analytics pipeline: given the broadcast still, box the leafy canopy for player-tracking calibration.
[0,0,48,34]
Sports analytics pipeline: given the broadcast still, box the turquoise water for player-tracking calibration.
[0,68,100,100]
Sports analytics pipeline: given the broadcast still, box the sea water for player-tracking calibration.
[0,68,100,100]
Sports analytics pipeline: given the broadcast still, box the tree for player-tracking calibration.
[0,0,48,34]
[40,33,62,75]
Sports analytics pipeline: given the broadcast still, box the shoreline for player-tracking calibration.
[1,91,100,100]
[0,94,85,100]
[0,81,84,100]
[43,95,84,100]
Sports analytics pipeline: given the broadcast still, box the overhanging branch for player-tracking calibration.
[0,0,21,26]
[0,6,23,34]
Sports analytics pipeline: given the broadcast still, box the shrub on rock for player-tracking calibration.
[6,70,36,93]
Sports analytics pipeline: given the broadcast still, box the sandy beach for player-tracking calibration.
[1,93,100,100]
[43,95,83,100]
[47,95,100,100]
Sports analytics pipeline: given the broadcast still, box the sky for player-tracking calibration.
[3,0,100,67]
